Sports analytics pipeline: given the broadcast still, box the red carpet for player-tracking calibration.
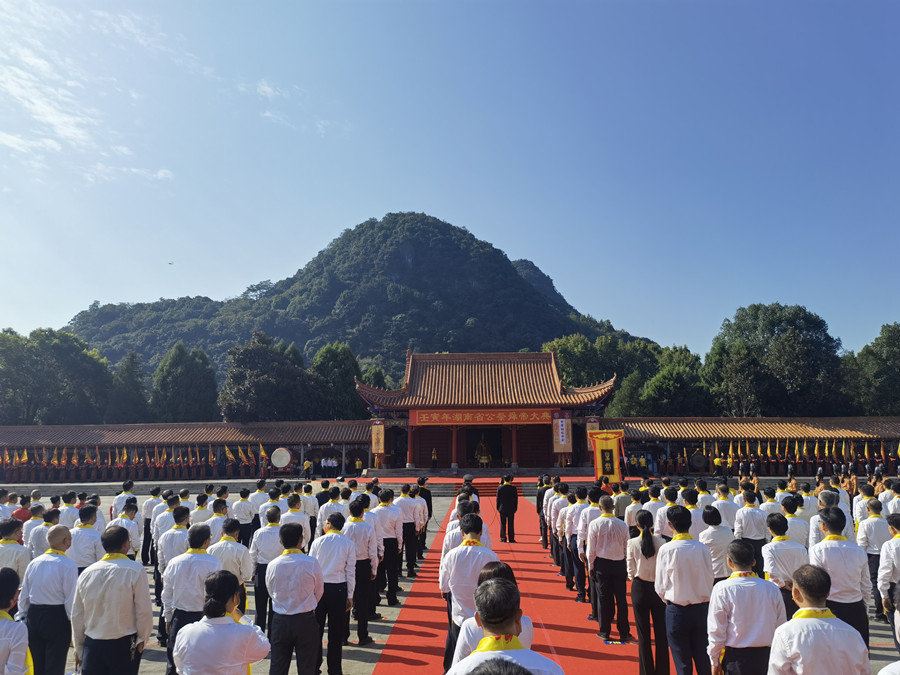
[374,480,661,673]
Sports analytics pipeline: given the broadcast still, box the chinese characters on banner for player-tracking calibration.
[409,409,554,426]
[588,430,625,482]
[552,410,572,455]
[371,420,385,454]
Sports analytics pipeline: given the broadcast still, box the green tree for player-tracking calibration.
[362,365,388,389]
[311,342,368,419]
[641,347,714,416]
[105,352,150,423]
[218,331,330,423]
[543,334,601,386]
[604,371,647,417]
[151,342,219,422]
[847,323,900,415]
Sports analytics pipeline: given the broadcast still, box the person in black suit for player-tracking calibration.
[536,474,552,549]
[496,473,519,543]
[416,476,433,558]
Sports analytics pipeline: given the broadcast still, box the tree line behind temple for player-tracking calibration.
[1,302,899,426]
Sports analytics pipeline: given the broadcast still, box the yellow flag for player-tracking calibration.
[225,445,236,462]
[865,442,870,461]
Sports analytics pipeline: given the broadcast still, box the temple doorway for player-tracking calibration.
[466,428,502,468]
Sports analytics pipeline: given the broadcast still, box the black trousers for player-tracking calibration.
[82,633,142,675]
[550,528,561,566]
[869,553,885,619]
[539,513,548,548]
[251,513,261,533]
[561,538,574,586]
[443,616,461,672]
[309,516,317,545]
[141,519,153,565]
[665,602,711,675]
[499,512,516,542]
[156,575,168,643]
[593,557,629,637]
[827,599,869,647]
[239,522,253,547]
[26,604,70,675]
[720,646,770,675]
[270,610,318,675]
[569,536,586,599]
[632,578,669,675]
[316,582,349,675]
[779,588,798,618]
[152,549,163,607]
[402,522,417,573]
[351,559,372,640]
[166,609,203,675]
[254,562,274,632]
[378,538,400,603]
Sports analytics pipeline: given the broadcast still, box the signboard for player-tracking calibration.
[588,429,625,482]
[371,420,385,454]
[552,410,572,455]
[409,409,553,426]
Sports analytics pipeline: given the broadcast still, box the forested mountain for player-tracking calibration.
[66,213,638,380]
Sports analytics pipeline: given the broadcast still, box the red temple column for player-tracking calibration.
[451,426,459,470]
[407,425,415,469]
[511,425,519,470]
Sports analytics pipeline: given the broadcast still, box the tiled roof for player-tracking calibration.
[597,418,900,441]
[0,420,371,449]
[355,351,616,410]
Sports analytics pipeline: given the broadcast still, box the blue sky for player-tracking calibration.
[1,1,897,357]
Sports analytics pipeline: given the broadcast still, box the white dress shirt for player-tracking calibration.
[71,556,153,654]
[452,615,534,665]
[565,502,590,542]
[232,499,256,525]
[157,527,189,572]
[761,500,783,518]
[22,519,42,549]
[59,505,81,530]
[141,497,163,524]
[446,646,564,675]
[653,503,677,539]
[762,538,808,589]
[257,500,282,522]
[808,537,869,605]
[265,551,324,615]
[686,507,706,539]
[577,505,601,543]
[300,495,319,518]
[279,511,312,552]
[438,543,500,626]
[207,538,253,582]
[0,613,29,675]
[878,536,900,598]
[0,541,29,580]
[108,515,141,553]
[699,525,734,579]
[857,515,891,555]
[585,514,628,563]
[191,507,213,523]
[309,531,357,597]
[27,523,52,560]
[443,527,493,559]
[414,496,428,528]
[767,610,868,675]
[784,516,809,548]
[112,492,135,519]
[316,501,349,535]
[626,534,664,582]
[393,495,419,525]
[642,499,665,522]
[250,525,284,566]
[734,505,767,540]
[655,537,713,606]
[173,616,270,675]
[207,514,228,545]
[18,551,78,619]
[361,510,383,557]
[711,498,738,529]
[549,498,568,539]
[707,572,786,666]
[161,551,222,621]
[341,519,378,573]
[69,525,104,568]
[372,503,403,549]
[808,510,855,545]
[555,504,571,542]
[852,496,868,525]
[624,502,643,529]
[152,510,176,544]
[697,492,715,509]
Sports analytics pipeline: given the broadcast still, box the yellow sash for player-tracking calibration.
[823,535,847,541]
[771,536,790,542]
[671,533,693,541]
[473,634,525,653]
[0,610,33,675]
[728,571,756,579]
[460,539,483,547]
[792,608,836,620]
[281,548,303,555]
[348,517,364,522]
[101,553,128,561]
[221,536,238,543]
[45,549,67,556]
[186,548,207,554]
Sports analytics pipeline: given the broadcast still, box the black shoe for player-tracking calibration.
[407,571,417,578]
[620,634,635,643]
[587,615,596,621]
[597,632,610,640]
[566,585,576,591]
[158,639,167,648]
[387,599,401,606]
[508,539,516,543]
[368,613,382,620]
[500,538,507,543]
[358,636,374,646]
[575,596,585,603]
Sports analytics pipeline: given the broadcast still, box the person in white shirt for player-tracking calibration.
[207,518,253,613]
[682,489,706,539]
[439,513,500,672]
[878,513,900,653]
[190,494,213,524]
[711,484,739,529]
[446,578,563,675]
[767,563,868,675]
[18,524,78,675]
[760,488,783,518]
[808,490,853,547]
[733,490,767,577]
[173,569,270,675]
[0,518,29,582]
[451,562,535,666]
[626,509,667,675]
[624,490,644,539]
[856,497,892,624]
[707,539,786,674]
[576,488,603,621]
[373,489,403,608]
[584,495,632,642]
[808,506,869,647]
[564,487,590,602]
[0,567,29,675]
[655,505,714,675]
[140,487,163,565]
[248,480,270,532]
[854,484,876,526]
[22,504,45,552]
[58,491,80,531]
[111,481,136,520]
[642,486,666,523]
[699,505,734,583]
[162,523,222,675]
[250,505,283,633]
[70,505,105,572]
[653,487,680,541]
[300,484,320,545]
[265,522,322,675]
[157,507,191,574]
[395,484,422,578]
[548,484,570,575]
[279,495,312,553]
[341,499,378,646]
[28,509,59,561]
[762,514,808,618]
[108,502,141,558]
[206,498,230,545]
[310,512,357,675]
[797,483,818,522]
[232,488,256,547]
[177,488,195,512]
[780,496,809,547]
[71,525,153,674]
[0,489,11,519]
[694,479,715,510]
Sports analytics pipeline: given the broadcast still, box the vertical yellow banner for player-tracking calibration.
[371,420,385,454]
[552,414,572,454]
[588,430,624,482]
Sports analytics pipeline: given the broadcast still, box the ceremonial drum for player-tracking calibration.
[271,447,293,469]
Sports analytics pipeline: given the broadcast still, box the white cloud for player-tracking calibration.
[83,162,174,183]
[256,79,289,100]
[112,145,133,156]
[261,110,294,129]
[0,131,62,154]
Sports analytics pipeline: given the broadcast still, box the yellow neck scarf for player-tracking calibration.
[0,539,20,545]
[823,535,847,541]
[473,635,525,653]
[793,608,836,620]
[221,536,237,543]
[460,539,483,547]
[101,553,128,561]
[186,548,207,554]
[76,523,94,529]
[172,524,186,530]
[45,548,67,556]
[281,548,303,555]
[728,571,756,578]
[349,517,364,522]
[771,536,790,542]
[671,533,693,541]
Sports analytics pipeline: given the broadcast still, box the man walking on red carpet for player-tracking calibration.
[496,474,518,544]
